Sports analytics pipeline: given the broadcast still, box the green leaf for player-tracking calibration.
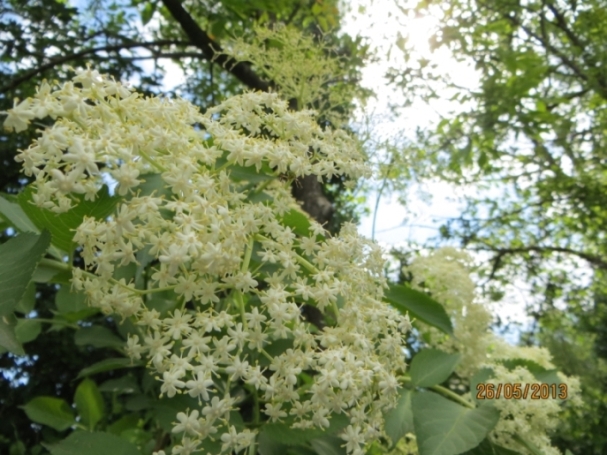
[128,173,171,199]
[32,262,70,284]
[75,326,124,349]
[55,287,88,314]
[384,284,454,335]
[279,208,312,237]
[15,318,42,343]
[412,391,500,455]
[224,161,275,183]
[470,368,494,405]
[140,2,156,25]
[258,430,289,455]
[19,186,119,252]
[21,397,75,431]
[0,315,25,355]
[43,431,139,455]
[99,375,139,394]
[74,379,105,430]
[310,436,346,455]
[409,349,460,387]
[106,414,139,435]
[0,195,38,233]
[262,414,349,446]
[77,358,140,378]
[0,231,51,316]
[462,438,521,455]
[15,282,36,314]
[384,388,414,446]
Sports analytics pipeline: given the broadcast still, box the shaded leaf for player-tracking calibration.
[384,284,453,335]
[0,195,38,233]
[19,186,118,252]
[0,315,25,355]
[409,349,460,387]
[384,388,414,446]
[77,358,140,378]
[462,438,521,455]
[262,414,349,446]
[21,397,75,431]
[15,318,42,343]
[99,375,139,395]
[43,431,139,455]
[0,231,51,316]
[310,435,346,455]
[74,379,105,430]
[412,391,500,455]
[74,326,124,349]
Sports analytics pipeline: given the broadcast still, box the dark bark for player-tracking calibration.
[161,0,334,226]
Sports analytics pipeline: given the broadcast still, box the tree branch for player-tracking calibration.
[160,0,271,92]
[477,244,607,271]
[1,39,191,94]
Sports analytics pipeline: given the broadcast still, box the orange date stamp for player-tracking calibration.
[476,383,568,400]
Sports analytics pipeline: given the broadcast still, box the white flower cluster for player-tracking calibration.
[405,248,580,455]
[5,69,409,455]
[406,247,491,378]
[487,365,581,455]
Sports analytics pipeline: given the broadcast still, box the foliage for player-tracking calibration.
[388,0,607,452]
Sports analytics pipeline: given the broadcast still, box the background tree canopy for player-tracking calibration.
[0,0,603,454]
[390,0,607,453]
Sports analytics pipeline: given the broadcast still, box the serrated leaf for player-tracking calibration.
[15,282,35,314]
[74,379,105,430]
[19,186,119,252]
[0,195,38,233]
[384,284,453,335]
[409,349,460,387]
[75,326,124,349]
[77,358,140,378]
[0,315,25,355]
[21,396,75,431]
[0,231,51,316]
[412,391,500,455]
[384,388,414,446]
[43,431,139,455]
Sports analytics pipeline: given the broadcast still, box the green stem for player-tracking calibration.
[139,149,167,173]
[429,384,475,409]
[35,318,79,329]
[252,178,273,195]
[242,237,254,273]
[254,234,320,275]
[39,258,70,272]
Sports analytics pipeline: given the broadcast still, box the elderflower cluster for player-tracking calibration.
[5,69,410,455]
[225,24,362,127]
[487,366,581,455]
[406,247,491,377]
[405,248,581,455]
